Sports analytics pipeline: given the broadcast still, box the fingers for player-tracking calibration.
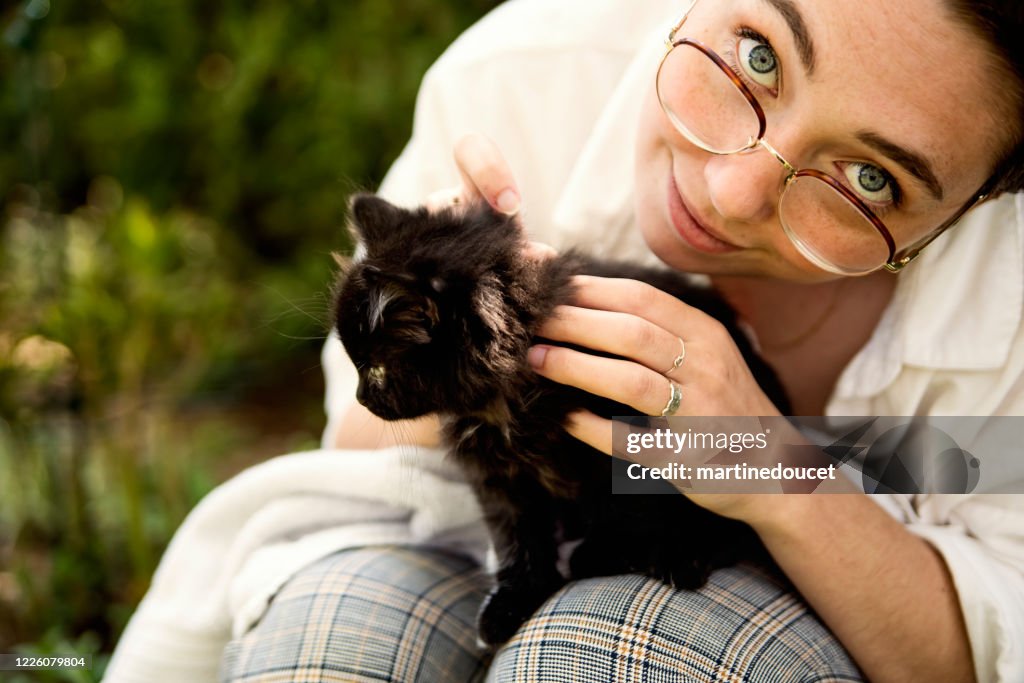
[524,241,557,261]
[530,275,781,418]
[569,275,720,339]
[453,133,521,215]
[539,305,684,375]
[564,410,613,455]
[424,133,522,216]
[424,186,466,212]
[528,344,682,417]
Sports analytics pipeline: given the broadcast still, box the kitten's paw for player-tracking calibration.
[477,586,537,647]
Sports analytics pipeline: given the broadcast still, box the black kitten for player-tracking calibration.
[332,194,788,647]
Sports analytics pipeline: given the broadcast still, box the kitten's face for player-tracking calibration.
[334,267,455,419]
[332,195,526,420]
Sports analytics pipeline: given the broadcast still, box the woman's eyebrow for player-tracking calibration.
[857,131,945,201]
[758,0,816,75]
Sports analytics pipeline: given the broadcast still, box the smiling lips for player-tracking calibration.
[667,174,740,254]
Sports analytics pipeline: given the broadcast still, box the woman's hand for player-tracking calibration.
[425,132,522,215]
[427,132,555,260]
[528,273,787,521]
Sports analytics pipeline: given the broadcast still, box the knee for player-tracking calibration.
[222,545,491,682]
[488,567,863,682]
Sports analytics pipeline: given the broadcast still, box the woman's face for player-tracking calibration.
[634,0,1013,282]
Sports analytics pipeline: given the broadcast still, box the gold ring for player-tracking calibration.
[664,337,686,375]
[660,380,682,417]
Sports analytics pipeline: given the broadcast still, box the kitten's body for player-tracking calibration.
[333,195,788,646]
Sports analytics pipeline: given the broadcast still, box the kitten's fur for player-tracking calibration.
[332,195,789,646]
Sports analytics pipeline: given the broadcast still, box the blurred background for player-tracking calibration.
[0,0,500,679]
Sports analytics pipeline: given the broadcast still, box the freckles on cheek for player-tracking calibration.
[635,140,676,222]
[633,102,673,198]
[635,80,673,156]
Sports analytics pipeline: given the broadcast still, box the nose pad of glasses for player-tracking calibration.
[756,138,797,176]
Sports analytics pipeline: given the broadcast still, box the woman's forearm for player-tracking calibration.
[753,495,975,683]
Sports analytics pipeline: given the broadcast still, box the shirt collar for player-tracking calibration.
[835,192,1024,398]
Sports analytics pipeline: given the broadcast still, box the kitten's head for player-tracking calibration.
[332,194,532,421]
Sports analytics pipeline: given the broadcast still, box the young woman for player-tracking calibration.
[107,0,1024,681]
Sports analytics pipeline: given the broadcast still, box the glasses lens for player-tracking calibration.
[657,42,761,154]
[780,174,892,275]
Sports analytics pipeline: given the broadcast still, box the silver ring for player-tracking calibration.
[660,380,682,417]
[664,337,686,375]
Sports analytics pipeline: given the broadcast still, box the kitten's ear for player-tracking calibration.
[348,193,403,245]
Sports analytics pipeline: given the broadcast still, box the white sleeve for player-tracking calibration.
[907,494,1024,683]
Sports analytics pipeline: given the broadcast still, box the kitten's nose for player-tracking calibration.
[356,378,369,406]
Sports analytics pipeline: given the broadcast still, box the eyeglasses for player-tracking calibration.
[656,0,990,275]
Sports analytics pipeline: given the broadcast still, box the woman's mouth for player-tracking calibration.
[667,175,740,254]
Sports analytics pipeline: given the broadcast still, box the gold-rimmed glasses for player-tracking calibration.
[655,0,990,275]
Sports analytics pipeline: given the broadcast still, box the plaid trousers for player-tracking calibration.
[221,545,863,682]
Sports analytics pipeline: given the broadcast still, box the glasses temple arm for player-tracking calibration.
[886,180,995,272]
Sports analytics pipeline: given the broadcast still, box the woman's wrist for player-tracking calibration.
[720,491,814,534]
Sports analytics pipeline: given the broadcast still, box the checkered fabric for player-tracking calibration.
[220,546,492,683]
[221,546,863,682]
[488,567,863,682]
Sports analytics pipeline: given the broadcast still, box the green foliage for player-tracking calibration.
[3,0,496,258]
[0,0,500,671]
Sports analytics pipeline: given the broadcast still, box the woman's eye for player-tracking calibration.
[739,37,778,89]
[843,163,894,204]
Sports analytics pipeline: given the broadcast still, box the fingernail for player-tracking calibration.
[527,345,548,369]
[495,189,520,215]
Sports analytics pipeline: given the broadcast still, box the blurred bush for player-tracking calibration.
[0,0,500,678]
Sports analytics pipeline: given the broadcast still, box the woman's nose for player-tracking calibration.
[703,143,789,225]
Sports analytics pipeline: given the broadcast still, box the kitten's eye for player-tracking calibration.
[738,36,778,90]
[367,365,387,385]
[842,162,894,204]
